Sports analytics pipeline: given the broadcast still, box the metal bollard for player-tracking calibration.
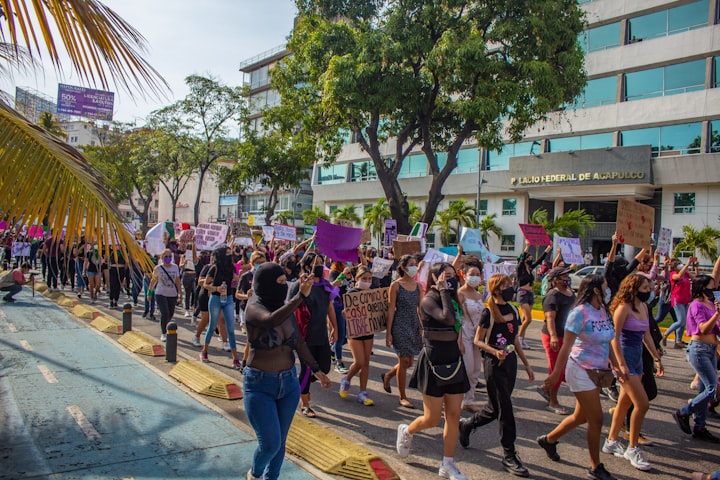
[122,303,132,333]
[166,321,177,363]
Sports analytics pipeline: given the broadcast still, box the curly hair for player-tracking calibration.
[609,274,649,314]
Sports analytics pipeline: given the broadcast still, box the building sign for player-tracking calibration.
[509,146,652,189]
[57,84,114,121]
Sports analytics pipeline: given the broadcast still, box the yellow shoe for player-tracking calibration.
[357,391,374,406]
[624,432,653,446]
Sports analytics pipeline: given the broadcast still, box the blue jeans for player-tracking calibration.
[331,302,346,363]
[75,259,86,289]
[243,366,300,480]
[143,276,155,316]
[711,469,720,480]
[654,298,677,324]
[666,303,688,343]
[681,340,718,429]
[206,295,236,350]
[1,284,22,300]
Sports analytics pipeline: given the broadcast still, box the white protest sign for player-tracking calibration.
[371,257,394,278]
[194,223,229,251]
[417,248,456,286]
[11,242,30,257]
[483,262,516,287]
[460,227,500,264]
[557,236,584,265]
[656,227,672,256]
[262,226,275,239]
[273,224,297,242]
[233,237,254,247]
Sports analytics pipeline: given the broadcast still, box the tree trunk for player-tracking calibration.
[193,167,208,226]
[264,187,279,226]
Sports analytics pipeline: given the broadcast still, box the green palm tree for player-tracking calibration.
[273,210,294,225]
[478,213,503,246]
[331,205,361,225]
[0,0,167,269]
[302,206,330,226]
[38,111,67,140]
[432,199,477,246]
[529,207,595,238]
[674,225,720,260]
[408,201,423,225]
[363,199,391,247]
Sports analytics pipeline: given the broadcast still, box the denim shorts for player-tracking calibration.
[516,288,534,305]
[622,343,643,376]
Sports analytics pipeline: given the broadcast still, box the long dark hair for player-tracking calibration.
[692,274,714,300]
[426,262,458,303]
[575,273,606,307]
[211,246,234,280]
[397,254,416,278]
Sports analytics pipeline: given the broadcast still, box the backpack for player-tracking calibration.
[0,270,16,288]
[295,301,311,338]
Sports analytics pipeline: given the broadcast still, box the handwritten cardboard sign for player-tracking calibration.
[361,229,371,244]
[194,223,229,251]
[483,262,517,287]
[392,239,422,257]
[519,224,552,246]
[343,287,389,338]
[371,257,394,278]
[557,236,584,264]
[656,227,672,256]
[616,199,654,249]
[273,224,297,242]
[261,226,275,239]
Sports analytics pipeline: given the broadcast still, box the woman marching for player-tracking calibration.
[535,274,623,480]
[457,257,486,412]
[243,262,331,480]
[396,262,470,479]
[458,273,534,477]
[602,274,664,471]
[515,241,552,349]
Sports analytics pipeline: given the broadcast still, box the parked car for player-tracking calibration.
[569,265,605,291]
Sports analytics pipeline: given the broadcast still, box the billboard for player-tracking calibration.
[57,84,114,121]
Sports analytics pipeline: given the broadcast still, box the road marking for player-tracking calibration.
[0,309,6,318]
[20,340,32,351]
[37,365,58,384]
[66,405,101,440]
[8,323,17,332]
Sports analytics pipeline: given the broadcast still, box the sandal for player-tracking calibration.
[536,387,550,403]
[301,407,317,418]
[381,373,391,394]
[546,405,571,415]
[399,399,415,409]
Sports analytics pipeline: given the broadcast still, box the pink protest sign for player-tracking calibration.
[315,219,362,263]
[28,225,44,239]
[519,224,552,246]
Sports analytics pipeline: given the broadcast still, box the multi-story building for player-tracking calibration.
[306,0,720,263]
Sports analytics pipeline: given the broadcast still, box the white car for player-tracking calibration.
[569,266,605,291]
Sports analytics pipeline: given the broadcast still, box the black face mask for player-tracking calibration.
[313,265,325,279]
[445,277,459,292]
[703,288,715,299]
[501,286,515,302]
[253,263,288,311]
[636,291,652,303]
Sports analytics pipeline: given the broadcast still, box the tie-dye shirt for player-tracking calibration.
[565,303,615,370]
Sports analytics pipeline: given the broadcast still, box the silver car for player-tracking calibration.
[569,265,605,291]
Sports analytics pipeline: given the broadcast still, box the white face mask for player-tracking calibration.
[466,275,482,288]
[406,266,418,277]
[358,280,372,290]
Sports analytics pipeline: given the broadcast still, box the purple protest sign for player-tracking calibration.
[384,219,397,246]
[57,83,114,121]
[315,219,363,263]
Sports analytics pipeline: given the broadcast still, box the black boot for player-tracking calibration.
[458,418,474,449]
[502,451,529,477]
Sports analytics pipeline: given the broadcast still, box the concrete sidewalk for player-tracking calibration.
[0,289,320,480]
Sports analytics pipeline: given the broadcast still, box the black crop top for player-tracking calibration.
[516,250,549,286]
[420,289,458,333]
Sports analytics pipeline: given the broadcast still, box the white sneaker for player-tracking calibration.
[601,438,625,457]
[520,337,531,350]
[396,424,412,458]
[160,334,167,342]
[624,446,652,471]
[192,336,201,347]
[222,342,231,352]
[184,311,190,317]
[438,462,468,480]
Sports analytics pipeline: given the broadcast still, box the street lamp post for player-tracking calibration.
[476,150,488,226]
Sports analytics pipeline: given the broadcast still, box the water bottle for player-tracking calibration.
[220,281,228,305]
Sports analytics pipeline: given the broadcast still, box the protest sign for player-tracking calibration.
[439,246,458,256]
[261,226,275,239]
[361,229,372,244]
[336,219,354,228]
[27,225,44,239]
[343,287,389,338]
[145,222,175,256]
[233,237,254,247]
[194,223,229,251]
[384,220,397,246]
[656,227,672,256]
[177,228,195,247]
[371,257,394,278]
[315,219,363,263]
[11,242,30,257]
[519,224,552,246]
[557,236,584,265]
[392,239,422,257]
[273,224,297,242]
[459,227,500,264]
[417,248,456,286]
[483,262,516,286]
[616,199,654,249]
[410,222,428,238]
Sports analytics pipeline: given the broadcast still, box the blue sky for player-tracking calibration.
[0,0,297,123]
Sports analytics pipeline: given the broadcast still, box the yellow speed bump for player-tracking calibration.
[168,360,243,400]
[90,315,123,334]
[287,416,399,480]
[34,283,48,293]
[56,295,78,307]
[44,290,63,299]
[72,304,101,320]
[118,330,165,356]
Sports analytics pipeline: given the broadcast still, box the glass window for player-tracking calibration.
[714,56,720,88]
[625,67,664,100]
[455,148,479,173]
[573,76,617,108]
[580,132,614,149]
[329,205,337,214]
[548,136,580,152]
[710,120,720,153]
[664,60,705,94]
[628,0,709,41]
[250,65,269,89]
[488,144,512,170]
[621,122,702,155]
[397,153,428,178]
[350,161,377,182]
[674,193,695,214]
[501,235,516,252]
[580,22,621,53]
[219,195,238,206]
[317,164,347,184]
[502,198,517,216]
[476,199,488,216]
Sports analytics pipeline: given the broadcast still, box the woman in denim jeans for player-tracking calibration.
[662,257,697,349]
[672,273,720,443]
[243,263,330,480]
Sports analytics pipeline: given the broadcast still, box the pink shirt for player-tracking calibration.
[12,269,25,284]
[686,299,720,337]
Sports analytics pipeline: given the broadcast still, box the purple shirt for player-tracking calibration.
[686,299,720,337]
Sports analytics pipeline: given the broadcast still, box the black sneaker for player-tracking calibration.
[601,385,619,402]
[673,409,692,434]
[502,452,529,477]
[537,435,560,461]
[3,297,16,303]
[587,463,617,480]
[458,418,474,449]
[693,427,720,443]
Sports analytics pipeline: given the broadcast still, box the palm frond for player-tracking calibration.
[0,101,151,270]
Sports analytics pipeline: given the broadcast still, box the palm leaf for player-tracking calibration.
[0,101,151,269]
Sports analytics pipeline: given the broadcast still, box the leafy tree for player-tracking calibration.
[674,225,720,260]
[275,0,586,233]
[332,205,361,225]
[152,75,246,225]
[408,201,423,226]
[363,199,391,247]
[0,0,167,266]
[38,111,66,140]
[273,209,295,225]
[478,213,503,246]
[529,207,595,238]
[84,125,162,235]
[432,199,477,246]
[302,206,330,226]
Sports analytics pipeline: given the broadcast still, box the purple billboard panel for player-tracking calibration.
[57,83,114,121]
